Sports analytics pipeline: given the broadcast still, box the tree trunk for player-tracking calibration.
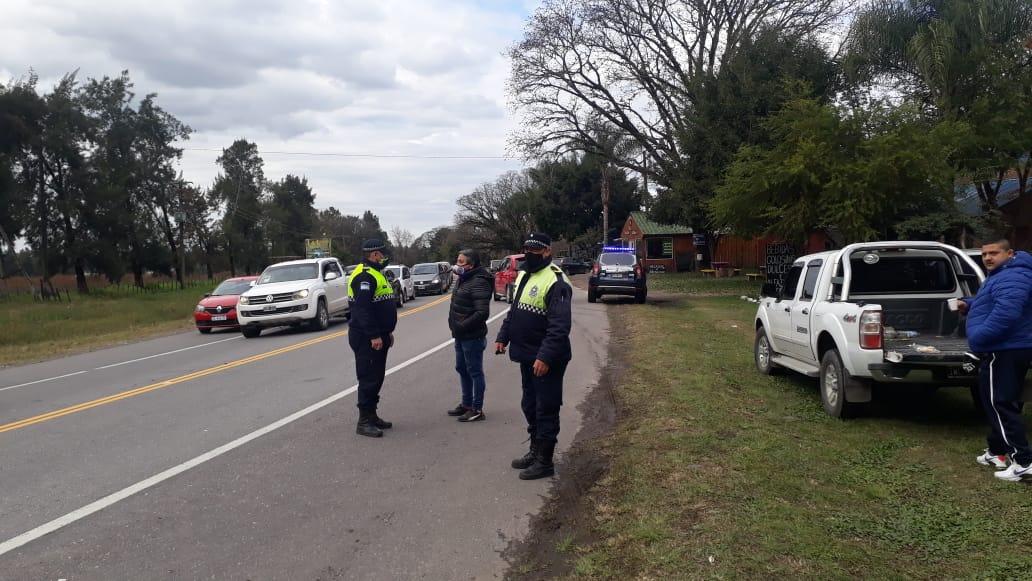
[74,257,88,294]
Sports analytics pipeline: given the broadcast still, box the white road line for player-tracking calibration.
[0,307,510,557]
[95,336,241,370]
[0,371,90,393]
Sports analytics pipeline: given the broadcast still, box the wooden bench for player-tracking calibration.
[700,269,717,278]
[746,273,763,282]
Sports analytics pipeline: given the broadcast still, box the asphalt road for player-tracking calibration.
[0,283,609,580]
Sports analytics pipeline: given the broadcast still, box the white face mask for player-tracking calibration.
[452,264,466,275]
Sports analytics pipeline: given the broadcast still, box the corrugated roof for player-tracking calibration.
[628,211,693,236]
[956,178,1023,216]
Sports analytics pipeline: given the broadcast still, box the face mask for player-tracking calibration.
[379,256,391,267]
[524,253,546,270]
[452,264,466,275]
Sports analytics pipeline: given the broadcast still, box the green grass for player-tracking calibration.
[648,272,762,296]
[0,284,214,367]
[566,295,1032,579]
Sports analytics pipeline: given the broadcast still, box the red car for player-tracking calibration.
[193,276,259,333]
[493,254,525,303]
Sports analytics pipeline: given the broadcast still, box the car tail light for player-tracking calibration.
[634,263,642,278]
[592,262,600,276]
[859,310,883,350]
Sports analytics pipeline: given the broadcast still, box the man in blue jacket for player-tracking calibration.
[495,232,573,480]
[959,239,1032,482]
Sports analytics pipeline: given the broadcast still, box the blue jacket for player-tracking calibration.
[966,251,1032,352]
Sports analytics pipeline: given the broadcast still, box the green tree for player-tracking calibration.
[529,154,640,243]
[455,171,539,254]
[710,98,964,242]
[266,174,316,259]
[844,0,1032,212]
[653,30,841,228]
[213,140,267,275]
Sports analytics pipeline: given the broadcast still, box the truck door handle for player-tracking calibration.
[802,308,810,315]
[784,307,791,313]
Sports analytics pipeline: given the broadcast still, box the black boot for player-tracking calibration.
[370,411,392,430]
[519,440,555,480]
[356,410,383,438]
[511,439,538,470]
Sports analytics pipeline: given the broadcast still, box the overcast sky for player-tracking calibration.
[0,0,534,237]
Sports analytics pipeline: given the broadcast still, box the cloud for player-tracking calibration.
[0,0,530,235]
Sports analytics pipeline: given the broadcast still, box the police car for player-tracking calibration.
[588,246,647,303]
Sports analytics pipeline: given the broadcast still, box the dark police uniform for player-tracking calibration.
[496,232,573,479]
[348,239,399,437]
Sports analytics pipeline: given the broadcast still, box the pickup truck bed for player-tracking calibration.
[883,335,974,363]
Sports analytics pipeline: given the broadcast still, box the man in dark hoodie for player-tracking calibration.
[959,239,1032,482]
[447,249,494,422]
[495,232,573,480]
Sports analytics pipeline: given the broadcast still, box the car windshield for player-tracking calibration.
[211,279,253,296]
[385,266,401,276]
[848,255,956,294]
[599,253,636,266]
[257,264,318,284]
[413,264,437,275]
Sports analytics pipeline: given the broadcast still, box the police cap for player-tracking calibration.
[523,232,552,250]
[362,238,386,253]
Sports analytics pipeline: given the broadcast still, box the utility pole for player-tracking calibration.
[601,162,611,245]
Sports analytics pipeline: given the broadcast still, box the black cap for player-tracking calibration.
[523,232,551,250]
[362,238,386,252]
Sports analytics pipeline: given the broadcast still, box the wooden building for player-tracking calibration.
[619,212,696,272]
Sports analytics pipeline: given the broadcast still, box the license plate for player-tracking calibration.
[947,367,975,378]
[211,315,227,321]
[263,305,276,312]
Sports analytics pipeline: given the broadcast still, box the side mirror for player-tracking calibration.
[203,292,211,298]
[249,280,257,287]
[324,271,340,281]
[760,282,780,298]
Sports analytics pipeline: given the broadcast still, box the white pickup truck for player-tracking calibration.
[753,242,985,418]
[237,258,351,338]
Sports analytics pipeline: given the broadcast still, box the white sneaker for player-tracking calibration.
[993,461,1032,482]
[976,449,1009,470]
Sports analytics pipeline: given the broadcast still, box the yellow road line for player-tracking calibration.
[0,294,452,434]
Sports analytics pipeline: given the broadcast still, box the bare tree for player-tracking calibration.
[508,0,850,187]
[455,171,538,253]
[389,225,415,265]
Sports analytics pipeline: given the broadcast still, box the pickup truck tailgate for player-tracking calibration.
[884,336,974,363]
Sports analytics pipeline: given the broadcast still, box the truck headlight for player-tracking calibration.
[195,304,206,312]
[432,278,440,284]
[292,289,310,300]
[239,296,250,305]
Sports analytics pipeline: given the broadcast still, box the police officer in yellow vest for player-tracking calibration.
[495,232,573,479]
[348,239,399,438]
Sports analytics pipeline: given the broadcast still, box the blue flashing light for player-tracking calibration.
[602,246,635,253]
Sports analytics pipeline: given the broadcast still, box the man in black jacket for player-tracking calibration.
[495,232,573,480]
[348,239,399,438]
[447,249,494,422]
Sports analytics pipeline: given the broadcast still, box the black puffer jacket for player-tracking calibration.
[448,266,494,340]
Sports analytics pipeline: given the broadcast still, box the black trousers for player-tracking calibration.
[350,332,391,412]
[978,348,1032,465]
[519,360,568,444]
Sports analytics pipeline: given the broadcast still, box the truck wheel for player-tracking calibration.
[754,327,780,375]
[493,289,501,302]
[587,287,597,303]
[241,326,261,339]
[198,327,212,334]
[309,299,329,331]
[820,349,865,419]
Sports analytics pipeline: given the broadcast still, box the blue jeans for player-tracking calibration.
[455,337,487,410]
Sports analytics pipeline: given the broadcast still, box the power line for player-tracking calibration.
[182,147,514,160]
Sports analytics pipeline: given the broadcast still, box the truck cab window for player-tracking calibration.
[782,265,803,299]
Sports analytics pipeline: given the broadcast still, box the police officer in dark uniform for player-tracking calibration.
[348,239,399,438]
[495,232,573,479]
